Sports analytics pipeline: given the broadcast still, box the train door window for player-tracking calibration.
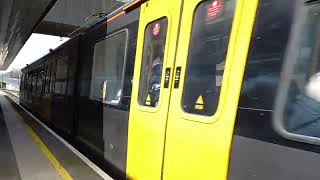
[181,0,236,116]
[137,18,168,107]
[54,57,69,95]
[274,2,320,143]
[90,30,128,105]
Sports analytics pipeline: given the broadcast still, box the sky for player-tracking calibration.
[5,33,70,72]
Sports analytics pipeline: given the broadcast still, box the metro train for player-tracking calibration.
[19,0,320,179]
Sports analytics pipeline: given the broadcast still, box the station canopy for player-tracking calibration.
[0,0,56,70]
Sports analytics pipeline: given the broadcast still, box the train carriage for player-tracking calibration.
[20,0,320,179]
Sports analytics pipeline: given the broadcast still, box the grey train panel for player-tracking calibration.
[228,136,320,180]
[103,108,129,172]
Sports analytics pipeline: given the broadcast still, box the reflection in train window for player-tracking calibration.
[138,18,168,107]
[90,30,128,105]
[181,0,236,116]
[54,57,69,95]
[239,0,295,110]
[277,5,320,140]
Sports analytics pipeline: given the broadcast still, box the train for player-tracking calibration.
[19,0,320,179]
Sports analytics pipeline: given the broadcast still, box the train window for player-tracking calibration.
[90,30,128,105]
[26,74,29,91]
[32,73,37,93]
[42,66,47,93]
[181,0,236,116]
[138,18,168,107]
[25,74,28,89]
[46,62,52,93]
[50,60,56,93]
[20,74,24,92]
[238,0,295,111]
[37,71,43,95]
[274,2,320,144]
[28,73,33,91]
[23,74,27,98]
[22,74,25,90]
[54,57,69,95]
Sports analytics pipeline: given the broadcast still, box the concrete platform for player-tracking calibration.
[0,91,112,180]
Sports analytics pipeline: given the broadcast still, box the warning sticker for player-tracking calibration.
[146,95,151,106]
[208,0,222,19]
[195,95,204,110]
[152,23,161,36]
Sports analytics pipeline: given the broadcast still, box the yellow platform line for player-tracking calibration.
[12,106,73,180]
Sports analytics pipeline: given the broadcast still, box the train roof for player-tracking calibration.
[21,0,146,73]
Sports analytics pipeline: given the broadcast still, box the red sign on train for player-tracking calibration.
[153,23,161,36]
[208,0,222,19]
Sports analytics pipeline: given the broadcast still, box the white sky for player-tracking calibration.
[5,33,70,72]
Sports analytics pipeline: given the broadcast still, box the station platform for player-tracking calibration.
[0,91,112,180]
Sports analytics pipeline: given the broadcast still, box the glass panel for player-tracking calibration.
[50,60,56,93]
[43,66,47,93]
[37,71,43,95]
[46,62,52,93]
[28,73,33,92]
[90,30,127,105]
[138,18,168,107]
[20,74,24,95]
[32,73,37,94]
[281,5,320,138]
[54,57,69,95]
[181,0,236,116]
[239,0,295,110]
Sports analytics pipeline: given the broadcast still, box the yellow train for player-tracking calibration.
[20,0,320,179]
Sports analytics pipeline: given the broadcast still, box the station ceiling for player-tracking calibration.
[0,0,56,70]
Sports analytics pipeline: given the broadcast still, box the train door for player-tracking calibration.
[52,56,72,134]
[126,0,182,179]
[128,0,258,179]
[162,0,258,179]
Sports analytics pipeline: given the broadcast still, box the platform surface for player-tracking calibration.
[0,91,111,180]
